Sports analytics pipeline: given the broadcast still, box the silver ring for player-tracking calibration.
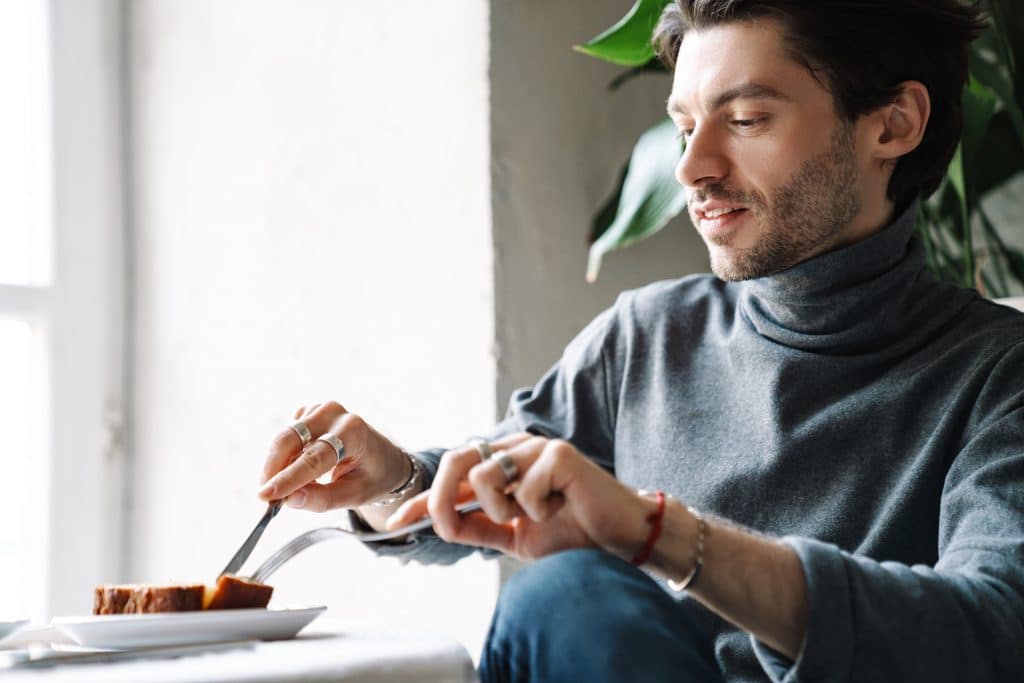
[316,434,346,464]
[290,420,312,447]
[492,451,518,484]
[469,438,492,462]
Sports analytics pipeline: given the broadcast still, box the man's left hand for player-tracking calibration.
[385,433,652,562]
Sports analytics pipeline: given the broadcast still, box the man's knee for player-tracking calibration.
[489,547,671,651]
[493,548,614,626]
[481,548,723,683]
[494,549,636,628]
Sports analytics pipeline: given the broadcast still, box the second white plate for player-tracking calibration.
[0,619,28,643]
[52,606,326,649]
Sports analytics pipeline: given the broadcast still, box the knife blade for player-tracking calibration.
[219,500,283,577]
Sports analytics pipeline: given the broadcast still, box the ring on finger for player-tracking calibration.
[317,434,346,464]
[468,438,492,462]
[492,450,518,484]
[290,420,313,447]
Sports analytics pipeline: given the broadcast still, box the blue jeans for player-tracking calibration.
[478,548,724,683]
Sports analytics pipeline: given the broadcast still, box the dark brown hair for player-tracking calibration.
[653,1,987,208]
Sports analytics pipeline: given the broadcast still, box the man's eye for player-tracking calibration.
[731,118,762,129]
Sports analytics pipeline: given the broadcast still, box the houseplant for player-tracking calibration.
[578,0,1024,297]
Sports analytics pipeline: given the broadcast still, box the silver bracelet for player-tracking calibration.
[668,506,706,592]
[369,454,423,506]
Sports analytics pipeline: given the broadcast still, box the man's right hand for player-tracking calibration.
[257,401,414,513]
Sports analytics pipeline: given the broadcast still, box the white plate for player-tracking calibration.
[0,620,28,643]
[52,606,325,649]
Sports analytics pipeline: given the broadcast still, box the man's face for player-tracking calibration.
[667,19,865,281]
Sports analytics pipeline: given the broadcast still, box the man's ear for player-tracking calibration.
[870,81,931,162]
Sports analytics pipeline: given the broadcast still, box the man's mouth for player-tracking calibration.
[703,207,744,219]
[696,207,750,241]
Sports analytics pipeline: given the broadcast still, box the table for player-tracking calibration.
[0,620,478,682]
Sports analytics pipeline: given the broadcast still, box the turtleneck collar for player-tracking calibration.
[735,201,976,354]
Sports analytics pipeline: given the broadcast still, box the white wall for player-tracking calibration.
[128,0,497,659]
[127,0,711,661]
[490,1,708,411]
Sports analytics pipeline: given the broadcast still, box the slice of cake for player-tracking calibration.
[93,584,205,614]
[202,575,274,610]
[93,576,272,615]
[93,585,133,615]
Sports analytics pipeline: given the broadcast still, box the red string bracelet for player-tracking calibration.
[630,490,665,566]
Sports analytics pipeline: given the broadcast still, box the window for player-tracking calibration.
[0,0,127,621]
[0,0,54,622]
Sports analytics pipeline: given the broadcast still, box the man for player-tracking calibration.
[258,1,1024,681]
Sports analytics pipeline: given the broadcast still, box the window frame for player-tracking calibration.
[38,0,126,617]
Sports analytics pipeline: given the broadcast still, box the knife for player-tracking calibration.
[219,500,283,577]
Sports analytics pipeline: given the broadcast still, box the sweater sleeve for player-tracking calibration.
[353,296,625,565]
[753,346,1024,682]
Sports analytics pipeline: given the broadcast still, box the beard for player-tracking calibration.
[691,123,861,282]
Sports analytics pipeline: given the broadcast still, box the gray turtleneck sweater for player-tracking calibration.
[362,204,1024,681]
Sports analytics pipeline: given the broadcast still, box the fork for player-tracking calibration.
[247,500,484,583]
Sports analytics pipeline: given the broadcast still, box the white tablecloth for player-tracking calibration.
[1,621,478,682]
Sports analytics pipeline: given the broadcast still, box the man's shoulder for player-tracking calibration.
[953,296,1024,356]
[617,273,733,322]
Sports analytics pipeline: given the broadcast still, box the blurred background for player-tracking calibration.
[0,0,708,661]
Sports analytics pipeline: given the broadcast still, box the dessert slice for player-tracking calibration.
[93,585,133,615]
[93,576,273,614]
[202,574,274,610]
[93,584,205,614]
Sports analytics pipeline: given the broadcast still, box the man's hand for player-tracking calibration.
[386,432,655,562]
[388,431,809,659]
[257,401,416,512]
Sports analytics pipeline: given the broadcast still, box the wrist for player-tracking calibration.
[367,452,422,507]
[648,497,704,589]
[628,491,665,566]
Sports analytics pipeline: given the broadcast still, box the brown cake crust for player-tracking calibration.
[93,585,132,615]
[125,585,205,613]
[93,584,205,614]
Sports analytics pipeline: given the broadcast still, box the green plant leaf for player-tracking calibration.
[987,0,1024,109]
[961,75,1000,170]
[590,162,630,244]
[969,37,1024,145]
[587,118,687,282]
[574,0,674,67]
[947,143,967,206]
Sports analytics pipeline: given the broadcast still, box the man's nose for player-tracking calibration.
[675,126,729,189]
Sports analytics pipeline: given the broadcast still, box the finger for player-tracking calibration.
[298,401,348,439]
[259,401,348,493]
[428,447,491,541]
[515,440,578,522]
[283,467,372,512]
[468,437,546,523]
[484,431,536,453]
[386,481,475,529]
[386,489,515,554]
[424,432,531,538]
[387,432,533,531]
[263,412,365,501]
[387,490,430,529]
[260,429,305,488]
[265,440,340,502]
[441,512,515,554]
